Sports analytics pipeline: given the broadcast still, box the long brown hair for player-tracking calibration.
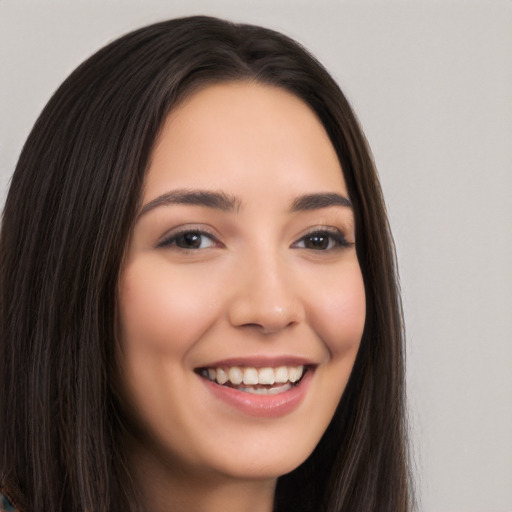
[0,16,412,511]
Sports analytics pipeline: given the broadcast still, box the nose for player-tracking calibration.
[227,253,304,335]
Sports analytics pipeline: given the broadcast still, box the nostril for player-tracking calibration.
[238,318,299,336]
[242,323,264,330]
[229,302,303,333]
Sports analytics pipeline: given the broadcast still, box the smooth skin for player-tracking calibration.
[117,82,366,512]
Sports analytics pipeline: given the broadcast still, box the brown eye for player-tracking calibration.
[304,233,330,250]
[158,230,217,250]
[176,232,203,249]
[292,229,350,251]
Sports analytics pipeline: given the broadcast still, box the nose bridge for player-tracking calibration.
[227,246,303,334]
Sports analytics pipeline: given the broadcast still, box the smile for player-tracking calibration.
[197,365,308,395]
[197,362,314,417]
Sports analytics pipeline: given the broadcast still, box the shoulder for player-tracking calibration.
[0,489,20,512]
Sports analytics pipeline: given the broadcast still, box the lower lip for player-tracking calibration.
[201,370,313,418]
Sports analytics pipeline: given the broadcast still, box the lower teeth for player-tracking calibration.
[237,383,292,395]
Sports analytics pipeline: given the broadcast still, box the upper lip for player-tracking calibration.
[196,355,318,369]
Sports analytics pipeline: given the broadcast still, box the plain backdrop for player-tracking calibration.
[1,1,511,511]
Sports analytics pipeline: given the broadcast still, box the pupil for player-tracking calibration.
[306,234,328,250]
[179,232,201,248]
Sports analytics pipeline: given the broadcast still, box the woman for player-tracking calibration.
[0,16,411,512]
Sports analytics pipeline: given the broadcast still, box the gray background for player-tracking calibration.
[1,1,511,510]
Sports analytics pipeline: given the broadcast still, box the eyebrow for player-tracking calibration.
[138,189,241,218]
[291,193,352,211]
[138,189,352,219]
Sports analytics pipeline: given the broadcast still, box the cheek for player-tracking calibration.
[118,256,220,356]
[307,260,366,357]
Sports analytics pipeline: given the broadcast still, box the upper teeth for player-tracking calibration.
[203,365,305,386]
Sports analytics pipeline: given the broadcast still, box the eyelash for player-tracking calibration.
[157,227,352,252]
[157,228,221,250]
[291,228,352,251]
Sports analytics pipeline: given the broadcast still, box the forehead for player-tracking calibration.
[145,81,347,201]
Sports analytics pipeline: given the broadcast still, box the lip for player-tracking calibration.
[198,366,314,418]
[197,355,316,368]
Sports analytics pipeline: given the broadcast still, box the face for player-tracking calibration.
[118,82,366,482]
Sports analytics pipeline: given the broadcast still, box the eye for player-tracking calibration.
[157,229,219,250]
[292,229,352,251]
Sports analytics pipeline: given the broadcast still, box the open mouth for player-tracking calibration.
[196,365,310,395]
